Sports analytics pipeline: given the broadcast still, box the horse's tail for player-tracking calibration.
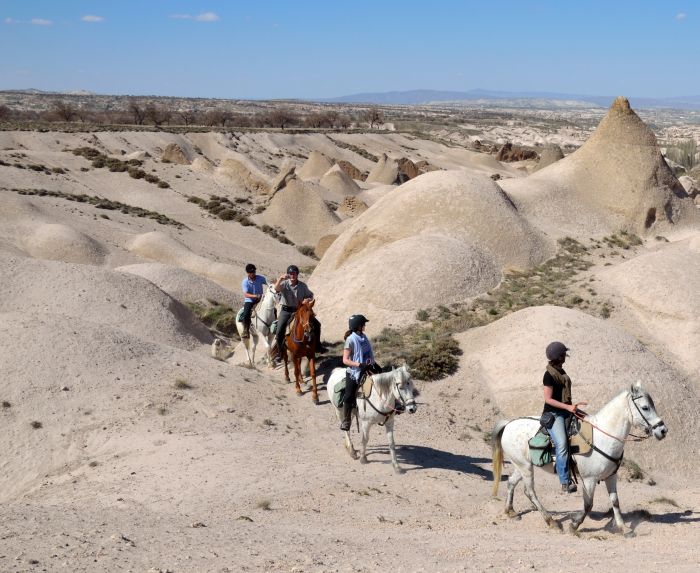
[491,419,509,497]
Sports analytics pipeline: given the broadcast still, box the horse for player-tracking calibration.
[234,284,279,368]
[327,365,417,474]
[492,381,667,536]
[282,299,319,404]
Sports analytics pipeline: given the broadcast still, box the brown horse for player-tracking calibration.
[282,300,318,404]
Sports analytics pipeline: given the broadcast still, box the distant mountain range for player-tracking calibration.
[326,89,700,110]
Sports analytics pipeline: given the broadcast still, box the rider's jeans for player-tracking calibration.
[550,412,572,484]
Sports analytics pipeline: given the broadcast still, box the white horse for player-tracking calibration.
[234,284,279,368]
[492,381,667,535]
[327,365,417,474]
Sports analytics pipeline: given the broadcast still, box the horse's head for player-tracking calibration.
[629,381,667,440]
[295,300,315,340]
[392,364,417,414]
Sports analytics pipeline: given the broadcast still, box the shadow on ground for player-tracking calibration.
[363,444,493,478]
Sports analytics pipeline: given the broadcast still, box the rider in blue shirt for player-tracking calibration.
[240,263,267,339]
[340,314,381,430]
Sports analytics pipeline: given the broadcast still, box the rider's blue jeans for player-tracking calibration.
[550,412,572,485]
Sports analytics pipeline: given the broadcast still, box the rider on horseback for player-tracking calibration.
[273,265,325,361]
[542,341,588,493]
[240,263,267,339]
[340,314,382,431]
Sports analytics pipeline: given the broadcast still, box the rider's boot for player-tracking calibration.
[339,402,353,431]
[561,481,577,493]
[241,325,250,339]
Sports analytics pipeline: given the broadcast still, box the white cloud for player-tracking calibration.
[676,12,687,20]
[4,17,20,24]
[31,18,52,26]
[195,12,219,22]
[81,15,104,23]
[170,12,220,22]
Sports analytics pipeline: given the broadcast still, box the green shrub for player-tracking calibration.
[128,167,146,179]
[407,335,461,381]
[296,245,317,258]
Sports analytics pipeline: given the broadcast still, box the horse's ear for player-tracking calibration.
[631,380,642,396]
[309,299,315,308]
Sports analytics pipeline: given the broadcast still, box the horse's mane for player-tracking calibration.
[372,366,410,395]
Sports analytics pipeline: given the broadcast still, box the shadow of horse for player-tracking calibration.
[363,444,493,479]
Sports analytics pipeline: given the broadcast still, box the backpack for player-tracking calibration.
[528,429,553,466]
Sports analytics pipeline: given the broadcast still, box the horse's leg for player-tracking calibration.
[359,419,371,465]
[384,417,404,474]
[505,468,523,517]
[249,332,258,368]
[293,357,302,395]
[603,474,633,536]
[309,356,318,404]
[282,345,291,383]
[520,466,560,530]
[569,476,597,534]
[240,334,253,367]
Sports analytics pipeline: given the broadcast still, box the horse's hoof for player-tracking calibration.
[547,518,563,531]
[359,457,368,465]
[295,389,303,396]
[623,530,636,539]
[312,397,319,405]
[505,509,518,519]
[394,467,406,475]
[568,524,581,537]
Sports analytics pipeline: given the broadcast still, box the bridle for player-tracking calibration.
[629,391,665,435]
[291,306,313,344]
[572,390,663,470]
[359,374,416,426]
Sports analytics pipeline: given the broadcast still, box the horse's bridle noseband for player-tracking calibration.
[630,392,664,434]
[394,381,417,410]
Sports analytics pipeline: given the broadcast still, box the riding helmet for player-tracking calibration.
[546,341,569,362]
[245,263,256,273]
[348,314,369,332]
[287,264,299,275]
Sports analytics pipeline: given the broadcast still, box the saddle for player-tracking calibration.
[331,373,375,409]
[528,418,593,466]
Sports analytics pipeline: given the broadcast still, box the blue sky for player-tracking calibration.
[1,1,697,99]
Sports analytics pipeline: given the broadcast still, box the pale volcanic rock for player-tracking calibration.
[161,143,191,165]
[22,223,107,265]
[217,157,270,194]
[532,143,564,172]
[365,153,399,184]
[310,170,551,340]
[337,159,366,181]
[500,97,698,238]
[127,231,242,291]
[296,150,334,180]
[117,262,241,307]
[270,161,297,193]
[0,254,213,350]
[254,178,340,246]
[319,164,361,196]
[597,235,700,381]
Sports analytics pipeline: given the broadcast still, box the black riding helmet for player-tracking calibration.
[546,341,569,362]
[348,314,369,332]
[245,263,256,273]
[287,265,299,275]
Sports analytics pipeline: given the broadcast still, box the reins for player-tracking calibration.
[357,375,415,427]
